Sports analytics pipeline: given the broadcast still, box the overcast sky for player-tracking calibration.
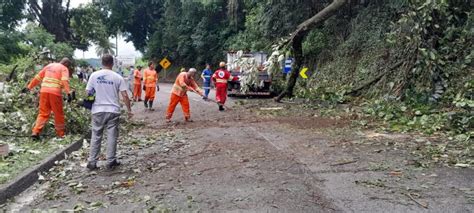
[71,0,142,59]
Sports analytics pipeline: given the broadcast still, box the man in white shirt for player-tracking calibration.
[85,54,133,170]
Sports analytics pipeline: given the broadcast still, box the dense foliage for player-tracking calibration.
[0,0,471,137]
[0,0,26,63]
[294,1,472,136]
[99,0,325,67]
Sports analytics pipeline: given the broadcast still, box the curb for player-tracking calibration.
[0,135,88,204]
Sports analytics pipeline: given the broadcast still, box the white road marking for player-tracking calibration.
[249,126,285,151]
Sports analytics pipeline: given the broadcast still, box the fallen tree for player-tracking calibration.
[274,0,348,102]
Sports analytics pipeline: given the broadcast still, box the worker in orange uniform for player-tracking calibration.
[22,58,73,139]
[132,66,143,102]
[166,68,205,122]
[143,62,158,111]
[212,62,237,111]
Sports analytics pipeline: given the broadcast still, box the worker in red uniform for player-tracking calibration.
[212,62,237,111]
[166,68,205,122]
[22,58,73,139]
[132,66,143,102]
[143,62,158,111]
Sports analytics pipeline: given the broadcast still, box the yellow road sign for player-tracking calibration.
[159,58,171,69]
[299,67,309,79]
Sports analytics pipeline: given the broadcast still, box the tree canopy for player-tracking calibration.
[27,0,109,50]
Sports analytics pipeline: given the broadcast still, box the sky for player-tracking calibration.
[70,0,142,59]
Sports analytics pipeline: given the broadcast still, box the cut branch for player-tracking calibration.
[346,61,403,96]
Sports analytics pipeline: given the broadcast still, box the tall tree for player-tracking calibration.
[227,0,244,30]
[27,0,109,50]
[95,41,116,57]
[0,0,26,30]
[100,0,164,51]
[0,0,27,63]
[28,0,73,43]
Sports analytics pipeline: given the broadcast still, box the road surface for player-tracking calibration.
[6,84,473,212]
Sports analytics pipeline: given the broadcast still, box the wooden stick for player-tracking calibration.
[405,193,428,209]
[330,160,357,166]
[189,89,231,110]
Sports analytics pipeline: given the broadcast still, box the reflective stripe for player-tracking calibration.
[61,77,68,81]
[203,75,211,77]
[42,76,62,88]
[173,85,186,91]
[34,75,43,81]
[41,82,61,88]
[216,79,228,83]
[44,77,61,83]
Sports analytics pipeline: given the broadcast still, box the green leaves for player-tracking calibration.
[70,3,110,51]
[0,0,25,30]
[23,23,75,59]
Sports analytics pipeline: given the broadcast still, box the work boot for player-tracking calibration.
[219,105,225,111]
[106,160,121,170]
[86,162,98,170]
[31,134,40,141]
[149,101,154,111]
[144,100,148,108]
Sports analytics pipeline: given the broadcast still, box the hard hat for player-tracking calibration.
[219,62,226,67]
[188,68,197,73]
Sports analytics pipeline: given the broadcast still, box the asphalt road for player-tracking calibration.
[6,83,473,212]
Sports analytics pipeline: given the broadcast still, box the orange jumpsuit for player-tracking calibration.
[27,63,71,137]
[143,68,158,101]
[132,69,142,101]
[166,72,202,120]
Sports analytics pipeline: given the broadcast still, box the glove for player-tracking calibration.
[21,88,29,94]
[156,85,160,92]
[67,94,72,103]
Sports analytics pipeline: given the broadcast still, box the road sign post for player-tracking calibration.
[159,58,172,80]
[159,58,171,70]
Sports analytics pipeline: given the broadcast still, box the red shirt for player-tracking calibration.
[212,68,236,86]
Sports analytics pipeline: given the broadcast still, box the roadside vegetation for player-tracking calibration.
[0,0,471,185]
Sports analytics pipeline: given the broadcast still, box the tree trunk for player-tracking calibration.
[275,33,305,102]
[28,0,73,43]
[275,0,347,102]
